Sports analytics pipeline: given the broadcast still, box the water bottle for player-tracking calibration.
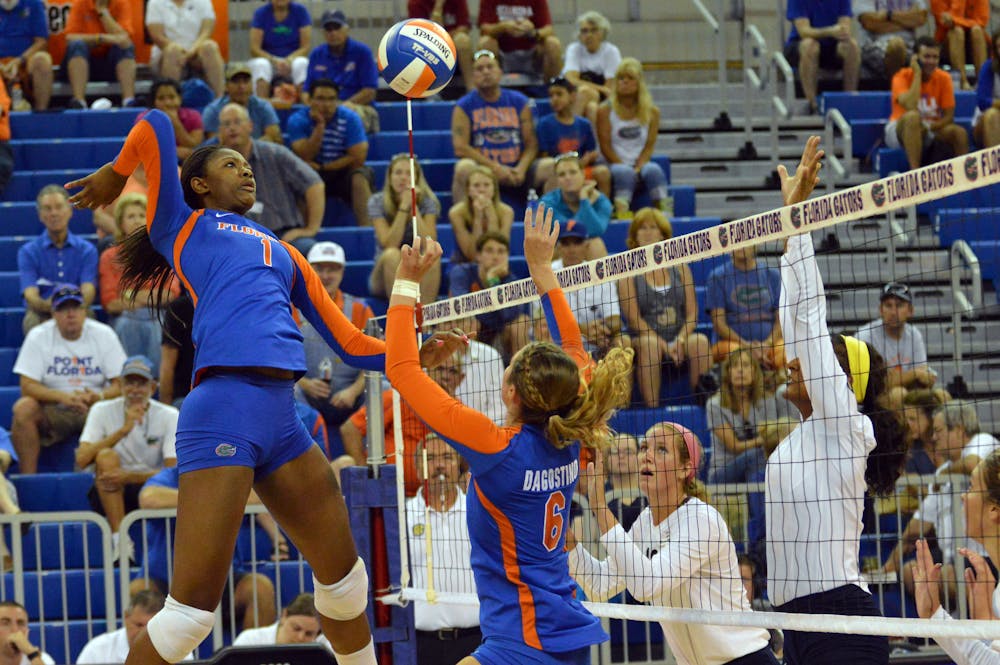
[526,188,539,217]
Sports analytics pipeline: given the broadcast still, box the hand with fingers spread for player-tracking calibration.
[777,135,825,207]
[960,547,998,621]
[419,328,470,369]
[65,163,129,211]
[395,235,443,284]
[913,538,943,618]
[523,203,561,296]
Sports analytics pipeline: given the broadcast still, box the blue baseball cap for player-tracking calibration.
[121,355,154,381]
[51,284,84,309]
[558,219,588,240]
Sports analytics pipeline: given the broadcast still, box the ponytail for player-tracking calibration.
[115,227,176,313]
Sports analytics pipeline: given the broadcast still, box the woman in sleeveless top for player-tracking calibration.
[448,164,514,263]
[617,208,711,407]
[596,58,670,220]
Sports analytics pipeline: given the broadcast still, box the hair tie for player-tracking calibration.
[840,335,871,405]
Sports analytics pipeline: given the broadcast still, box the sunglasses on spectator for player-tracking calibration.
[555,151,580,164]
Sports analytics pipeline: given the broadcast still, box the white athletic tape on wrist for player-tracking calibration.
[313,557,369,620]
[146,595,215,663]
[416,145,1000,327]
[390,589,1000,641]
[390,279,421,300]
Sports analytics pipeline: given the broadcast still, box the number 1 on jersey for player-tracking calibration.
[543,490,566,552]
[260,237,272,267]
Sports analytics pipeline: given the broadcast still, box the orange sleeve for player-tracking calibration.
[889,69,912,121]
[111,0,135,36]
[937,70,956,110]
[349,403,370,437]
[64,0,90,34]
[385,304,512,455]
[98,247,121,309]
[285,245,386,371]
[541,288,592,377]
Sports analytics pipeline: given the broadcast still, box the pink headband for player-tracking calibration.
[666,422,701,480]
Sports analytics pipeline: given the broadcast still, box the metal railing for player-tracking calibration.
[742,24,795,163]
[824,107,853,188]
[949,240,984,373]
[691,0,733,130]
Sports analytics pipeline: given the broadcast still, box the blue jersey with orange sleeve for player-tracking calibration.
[112,110,385,384]
[385,288,606,654]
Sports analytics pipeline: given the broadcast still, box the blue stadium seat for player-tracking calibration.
[821,90,976,119]
[4,568,110,620]
[0,385,19,429]
[2,170,93,203]
[10,109,141,139]
[342,261,374,297]
[0,348,17,386]
[969,240,1000,291]
[11,138,122,171]
[370,158,455,192]
[922,182,1000,219]
[12,472,95,512]
[0,273,25,307]
[34,619,95,665]
[368,131,454,161]
[0,202,94,238]
[313,227,377,260]
[0,309,23,348]
[875,148,908,177]
[609,405,710,451]
[376,99,553,132]
[934,207,1000,247]
[15,522,105,569]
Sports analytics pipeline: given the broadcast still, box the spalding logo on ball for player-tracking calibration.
[378,19,457,98]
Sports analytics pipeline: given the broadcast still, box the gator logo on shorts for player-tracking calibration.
[215,443,238,457]
[790,205,802,229]
[595,260,605,280]
[652,243,664,264]
[870,182,886,208]
[965,155,979,182]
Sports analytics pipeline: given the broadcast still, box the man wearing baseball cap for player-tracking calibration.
[856,281,936,388]
[11,284,127,474]
[296,242,374,429]
[76,355,179,558]
[303,9,380,134]
[202,61,283,143]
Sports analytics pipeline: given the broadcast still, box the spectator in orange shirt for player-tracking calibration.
[931,0,988,90]
[98,193,180,368]
[63,0,137,108]
[339,353,465,496]
[0,79,11,197]
[884,36,968,170]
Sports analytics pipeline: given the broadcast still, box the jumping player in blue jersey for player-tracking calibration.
[384,204,634,665]
[65,109,463,665]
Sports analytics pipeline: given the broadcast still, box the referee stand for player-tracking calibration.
[341,464,417,665]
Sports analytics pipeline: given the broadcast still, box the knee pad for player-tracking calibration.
[146,595,215,663]
[313,557,369,621]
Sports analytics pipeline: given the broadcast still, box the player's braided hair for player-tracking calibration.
[117,145,224,313]
[511,342,633,450]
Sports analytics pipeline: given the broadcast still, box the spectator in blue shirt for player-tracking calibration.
[202,62,283,144]
[288,77,373,226]
[0,0,52,110]
[783,0,859,114]
[18,185,98,334]
[535,76,610,195]
[448,230,530,359]
[248,0,312,100]
[305,10,380,134]
[705,244,783,371]
[539,151,611,259]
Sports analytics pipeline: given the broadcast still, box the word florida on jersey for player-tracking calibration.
[522,459,580,492]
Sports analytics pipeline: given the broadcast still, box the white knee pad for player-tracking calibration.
[313,557,370,621]
[146,595,215,663]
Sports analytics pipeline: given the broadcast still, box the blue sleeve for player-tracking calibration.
[578,118,596,153]
[449,264,474,296]
[112,110,193,253]
[286,111,313,144]
[304,48,320,92]
[250,5,267,29]
[705,266,727,311]
[575,197,611,237]
[291,2,311,28]
[358,44,379,88]
[258,99,280,129]
[31,0,48,38]
[80,241,99,286]
[978,61,994,110]
[345,110,367,147]
[786,0,804,20]
[202,100,220,133]
[536,115,555,155]
[145,466,179,489]
[17,244,39,294]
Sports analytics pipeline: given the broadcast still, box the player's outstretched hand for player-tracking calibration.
[524,204,560,295]
[66,163,128,210]
[960,547,998,620]
[912,538,942,619]
[419,328,470,369]
[395,235,443,285]
[777,135,824,207]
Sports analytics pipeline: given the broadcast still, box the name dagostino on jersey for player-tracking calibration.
[522,459,579,492]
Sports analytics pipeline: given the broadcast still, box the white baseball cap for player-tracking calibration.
[307,241,346,266]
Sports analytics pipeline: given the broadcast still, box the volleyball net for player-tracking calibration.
[378,145,1000,648]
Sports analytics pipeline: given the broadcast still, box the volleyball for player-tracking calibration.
[377,19,457,98]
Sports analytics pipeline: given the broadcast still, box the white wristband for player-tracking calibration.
[391,279,421,300]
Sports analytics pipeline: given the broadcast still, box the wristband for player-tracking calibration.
[24,651,40,661]
[391,279,421,300]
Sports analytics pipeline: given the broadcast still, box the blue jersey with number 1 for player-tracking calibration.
[112,110,385,385]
